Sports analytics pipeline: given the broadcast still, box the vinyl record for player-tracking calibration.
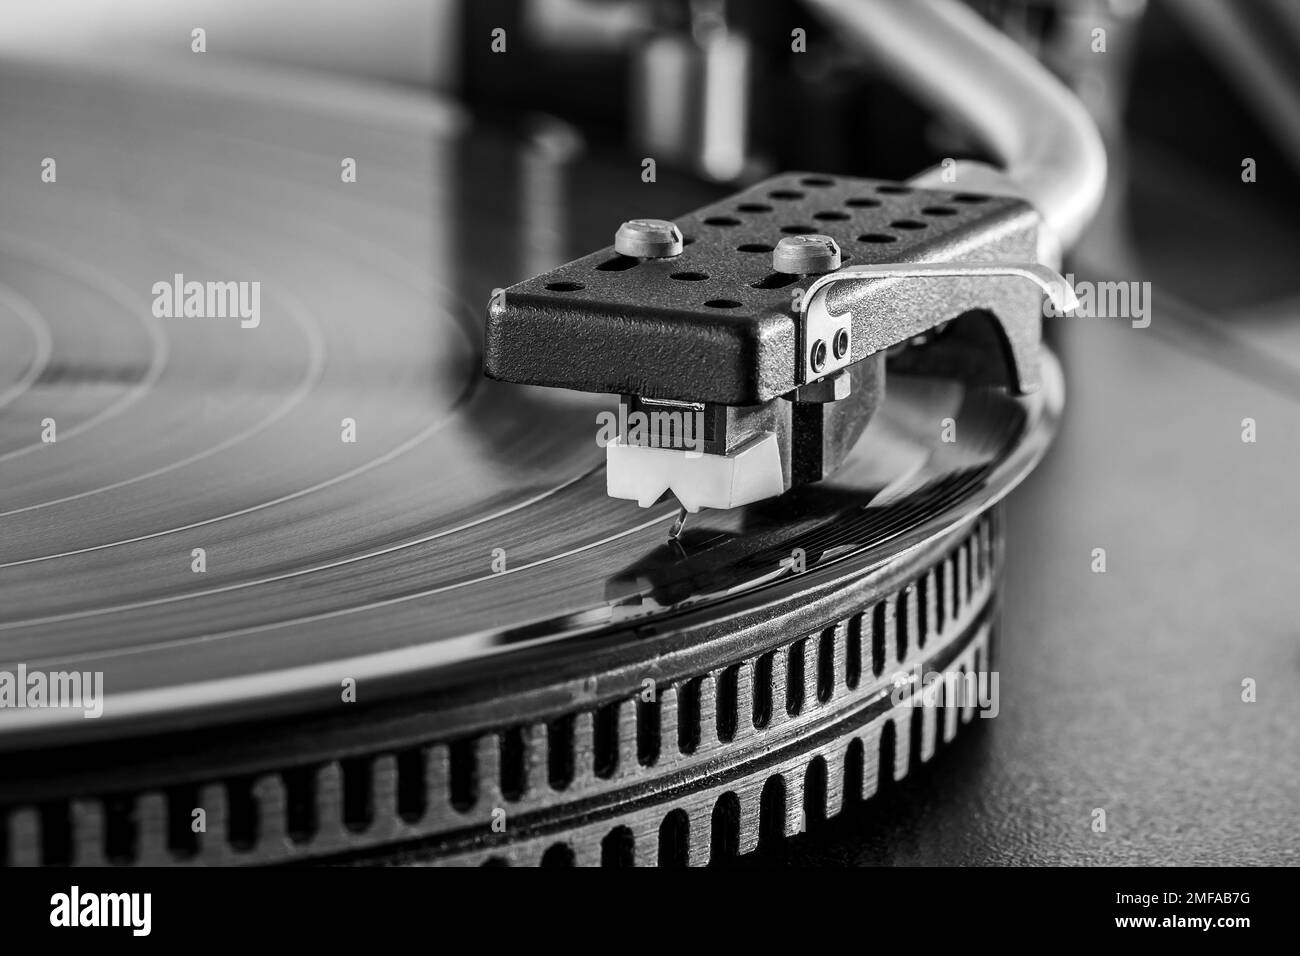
[0,57,1058,865]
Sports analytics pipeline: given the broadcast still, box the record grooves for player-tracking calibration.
[0,58,1060,864]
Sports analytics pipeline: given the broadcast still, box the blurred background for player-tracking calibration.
[5,0,1298,309]
[2,0,1300,287]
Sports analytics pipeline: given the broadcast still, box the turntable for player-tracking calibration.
[2,0,1296,869]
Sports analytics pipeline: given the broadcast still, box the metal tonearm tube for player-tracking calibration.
[805,0,1108,255]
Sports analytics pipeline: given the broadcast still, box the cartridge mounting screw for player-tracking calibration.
[773,234,841,274]
[615,218,684,258]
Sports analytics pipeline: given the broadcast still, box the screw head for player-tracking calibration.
[773,234,841,274]
[614,218,683,258]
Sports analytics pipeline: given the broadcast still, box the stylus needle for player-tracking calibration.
[669,506,688,540]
